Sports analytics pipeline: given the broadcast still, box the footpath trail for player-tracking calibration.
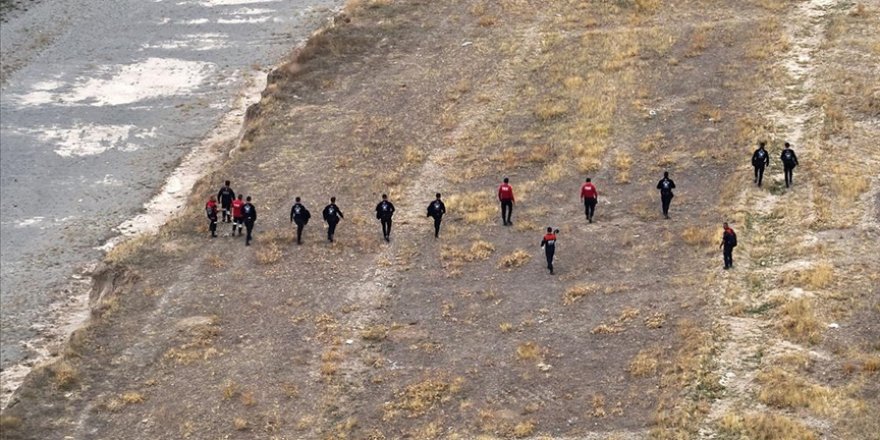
[0,0,341,405]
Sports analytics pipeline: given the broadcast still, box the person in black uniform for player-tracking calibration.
[657,171,676,219]
[217,180,235,223]
[290,197,311,245]
[719,222,737,270]
[541,227,558,275]
[375,194,396,242]
[426,193,446,238]
[752,142,770,187]
[322,197,344,242]
[242,196,257,246]
[780,142,799,188]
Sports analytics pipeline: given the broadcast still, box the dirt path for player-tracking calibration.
[698,0,841,436]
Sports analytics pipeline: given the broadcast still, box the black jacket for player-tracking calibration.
[290,203,311,224]
[242,203,257,222]
[322,204,344,223]
[657,178,676,197]
[752,148,770,167]
[722,229,737,249]
[427,200,446,218]
[781,148,798,167]
[376,200,395,220]
[217,186,235,206]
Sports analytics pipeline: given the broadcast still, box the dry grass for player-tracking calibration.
[360,324,389,341]
[255,242,282,265]
[445,191,495,224]
[120,391,145,404]
[777,298,823,344]
[756,368,834,413]
[0,415,22,431]
[51,361,78,390]
[681,225,718,246]
[233,417,249,431]
[535,100,568,121]
[719,411,817,440]
[613,152,633,183]
[385,377,464,416]
[516,342,541,361]
[440,240,495,266]
[629,349,660,377]
[562,283,599,305]
[644,312,667,329]
[512,420,536,437]
[403,144,426,166]
[780,262,835,290]
[104,234,153,265]
[499,322,514,333]
[498,249,531,269]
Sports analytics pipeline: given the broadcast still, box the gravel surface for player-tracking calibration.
[0,0,340,375]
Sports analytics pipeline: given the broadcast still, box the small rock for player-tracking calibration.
[828,323,839,329]
[345,339,354,344]
[461,41,473,47]
[537,362,552,372]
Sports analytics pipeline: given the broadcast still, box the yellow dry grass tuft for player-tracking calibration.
[386,377,464,416]
[445,191,495,224]
[614,152,633,183]
[255,242,282,265]
[681,225,718,246]
[360,324,389,341]
[756,368,835,413]
[121,391,145,404]
[512,420,536,437]
[780,262,835,290]
[629,349,660,377]
[233,417,248,431]
[719,411,817,440]
[440,240,495,266]
[516,342,541,361]
[51,360,78,390]
[777,298,823,345]
[498,249,531,269]
[563,284,598,305]
[535,100,568,121]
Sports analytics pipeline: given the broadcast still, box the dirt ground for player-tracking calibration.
[1,0,878,439]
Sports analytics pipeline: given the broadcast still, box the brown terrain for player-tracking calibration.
[1,0,878,439]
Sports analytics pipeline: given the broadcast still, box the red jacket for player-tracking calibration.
[205,200,217,219]
[231,199,244,218]
[581,183,598,199]
[498,183,515,201]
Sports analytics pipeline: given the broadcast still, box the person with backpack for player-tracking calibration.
[541,227,559,274]
[656,171,676,219]
[322,197,344,243]
[720,222,737,270]
[231,194,244,236]
[426,193,447,238]
[580,177,598,223]
[290,197,311,245]
[217,180,236,223]
[751,142,770,187]
[780,142,799,188]
[205,195,218,238]
[375,194,396,242]
[242,196,257,246]
[498,177,515,226]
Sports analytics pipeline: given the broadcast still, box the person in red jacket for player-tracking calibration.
[205,196,218,238]
[541,227,558,274]
[719,222,737,270]
[230,194,245,236]
[580,177,598,223]
[498,177,515,226]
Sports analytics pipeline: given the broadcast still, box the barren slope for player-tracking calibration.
[2,0,877,439]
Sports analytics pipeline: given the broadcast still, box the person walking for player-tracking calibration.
[322,197,344,242]
[580,177,598,223]
[205,195,218,238]
[657,171,676,219]
[426,193,446,238]
[720,222,737,269]
[290,197,311,245]
[781,142,799,188]
[498,177,515,226]
[242,196,257,246]
[541,227,558,274]
[752,142,770,187]
[217,180,236,223]
[231,194,244,236]
[375,194,396,242]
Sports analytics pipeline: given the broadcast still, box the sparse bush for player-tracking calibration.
[498,249,531,269]
[255,242,282,265]
[719,411,817,440]
[777,298,823,344]
[446,191,495,224]
[516,342,541,361]
[629,349,660,377]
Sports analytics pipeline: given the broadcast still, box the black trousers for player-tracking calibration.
[245,220,255,245]
[209,220,217,236]
[233,217,243,234]
[500,200,513,224]
[723,246,734,268]
[432,215,442,237]
[221,203,231,222]
[381,218,392,238]
[295,221,305,244]
[327,220,338,241]
[545,247,555,273]
[784,165,794,187]
[754,165,765,186]
[584,198,597,220]
[661,194,673,217]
